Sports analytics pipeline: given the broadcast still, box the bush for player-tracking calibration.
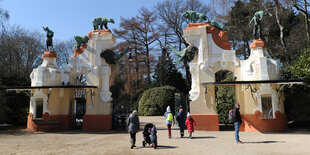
[138,86,177,116]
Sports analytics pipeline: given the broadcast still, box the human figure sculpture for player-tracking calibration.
[182,11,207,23]
[249,10,272,39]
[74,36,89,50]
[166,45,198,64]
[43,26,54,50]
[92,17,115,30]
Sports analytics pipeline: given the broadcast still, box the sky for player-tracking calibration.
[1,0,166,41]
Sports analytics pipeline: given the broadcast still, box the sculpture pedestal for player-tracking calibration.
[250,39,267,49]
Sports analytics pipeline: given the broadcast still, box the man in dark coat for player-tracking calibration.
[176,109,186,138]
[127,110,140,149]
[233,103,242,144]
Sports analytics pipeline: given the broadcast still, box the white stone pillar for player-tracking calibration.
[100,65,112,102]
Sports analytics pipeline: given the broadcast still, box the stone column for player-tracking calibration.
[100,65,112,102]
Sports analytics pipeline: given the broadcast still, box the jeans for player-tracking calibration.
[234,122,240,142]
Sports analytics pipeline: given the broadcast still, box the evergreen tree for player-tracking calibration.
[153,48,188,93]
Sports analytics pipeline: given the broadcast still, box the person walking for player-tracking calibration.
[127,110,140,149]
[164,106,174,139]
[185,112,196,139]
[233,103,242,144]
[176,109,186,138]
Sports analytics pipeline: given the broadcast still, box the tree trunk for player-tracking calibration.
[274,0,288,53]
[303,0,310,44]
[145,45,151,86]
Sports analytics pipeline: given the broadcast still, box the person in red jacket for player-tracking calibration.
[185,112,196,139]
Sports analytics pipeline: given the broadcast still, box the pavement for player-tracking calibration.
[0,116,310,155]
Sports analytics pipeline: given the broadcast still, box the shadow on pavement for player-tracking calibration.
[156,145,178,149]
[136,145,178,150]
[243,141,285,144]
[191,136,216,139]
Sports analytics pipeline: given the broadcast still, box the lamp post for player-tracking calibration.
[128,52,133,114]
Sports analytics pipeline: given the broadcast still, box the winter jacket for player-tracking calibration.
[233,108,242,124]
[176,112,186,127]
[127,113,140,133]
[185,117,196,132]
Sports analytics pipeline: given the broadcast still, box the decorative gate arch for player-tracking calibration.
[182,23,296,132]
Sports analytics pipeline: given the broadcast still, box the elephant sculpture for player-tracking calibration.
[92,17,115,30]
[74,36,89,50]
[182,11,207,23]
[166,45,198,64]
[100,47,132,64]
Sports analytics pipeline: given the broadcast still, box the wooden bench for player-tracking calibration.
[34,120,62,132]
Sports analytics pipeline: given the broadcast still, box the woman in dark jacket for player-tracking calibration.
[128,110,140,149]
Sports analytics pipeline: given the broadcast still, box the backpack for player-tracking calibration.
[229,109,234,121]
[167,113,173,122]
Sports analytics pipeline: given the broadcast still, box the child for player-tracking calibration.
[149,125,157,149]
[185,112,196,139]
[164,106,174,138]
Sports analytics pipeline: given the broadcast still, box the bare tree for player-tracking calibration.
[0,26,44,82]
[115,7,158,86]
[53,38,75,67]
[0,1,9,29]
[290,0,310,44]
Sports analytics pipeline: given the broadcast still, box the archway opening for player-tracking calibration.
[214,70,236,131]
[73,74,87,130]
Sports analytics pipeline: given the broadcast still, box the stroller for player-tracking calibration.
[142,123,157,149]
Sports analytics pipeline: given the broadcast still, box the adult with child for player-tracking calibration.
[233,103,243,144]
[128,110,140,149]
[185,112,196,139]
[164,106,174,139]
[176,109,186,138]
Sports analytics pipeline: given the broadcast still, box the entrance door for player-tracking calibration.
[74,98,86,129]
[74,89,86,130]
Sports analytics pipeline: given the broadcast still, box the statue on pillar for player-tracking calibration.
[92,17,115,30]
[249,9,272,39]
[43,26,54,50]
[182,11,207,23]
[74,36,89,50]
[182,11,227,30]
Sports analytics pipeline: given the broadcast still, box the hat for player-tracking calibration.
[179,109,183,113]
[187,112,191,117]
[132,110,137,114]
[166,106,171,112]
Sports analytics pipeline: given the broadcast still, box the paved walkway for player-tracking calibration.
[1,116,310,155]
